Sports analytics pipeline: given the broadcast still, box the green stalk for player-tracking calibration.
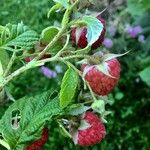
[4,50,16,77]
[0,0,80,89]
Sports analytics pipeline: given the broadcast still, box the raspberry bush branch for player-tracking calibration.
[0,53,89,89]
[0,0,80,89]
[3,49,17,77]
[0,0,128,149]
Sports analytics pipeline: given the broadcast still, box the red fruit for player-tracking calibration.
[82,58,120,95]
[77,111,106,146]
[71,15,106,49]
[25,56,34,62]
[26,128,49,150]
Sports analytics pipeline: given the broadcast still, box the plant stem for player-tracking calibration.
[0,0,80,89]
[0,56,58,88]
[85,81,97,101]
[4,51,16,77]
[0,139,10,150]
[34,26,67,60]
[0,53,87,88]
[60,59,82,76]
[34,0,79,61]
[73,46,91,54]
[82,99,94,105]
[38,54,88,64]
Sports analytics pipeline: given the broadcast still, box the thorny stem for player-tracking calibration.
[0,0,80,89]
[34,26,67,60]
[34,0,79,61]
[38,54,88,64]
[60,59,82,76]
[73,46,91,54]
[0,56,57,88]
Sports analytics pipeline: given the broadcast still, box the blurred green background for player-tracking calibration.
[0,0,150,149]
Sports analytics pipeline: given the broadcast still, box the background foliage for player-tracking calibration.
[0,0,150,149]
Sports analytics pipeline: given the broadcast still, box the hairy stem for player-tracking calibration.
[34,0,79,61]
[73,46,91,54]
[0,0,80,89]
[60,59,82,75]
[4,51,16,77]
[0,56,58,88]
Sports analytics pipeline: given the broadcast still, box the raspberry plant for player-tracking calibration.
[0,0,128,149]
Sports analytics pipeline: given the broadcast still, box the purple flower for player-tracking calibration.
[138,35,145,43]
[126,25,143,38]
[108,25,116,37]
[40,66,57,78]
[103,38,113,48]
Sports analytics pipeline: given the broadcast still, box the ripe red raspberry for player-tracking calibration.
[71,15,106,49]
[77,111,106,146]
[26,128,49,150]
[82,58,120,95]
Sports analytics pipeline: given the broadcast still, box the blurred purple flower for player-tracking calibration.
[40,66,57,78]
[138,35,145,43]
[103,38,113,48]
[126,25,143,38]
[108,25,116,37]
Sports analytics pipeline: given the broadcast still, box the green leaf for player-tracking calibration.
[59,68,79,108]
[41,26,59,44]
[127,0,150,17]
[102,51,129,62]
[0,90,62,150]
[82,16,104,46]
[91,100,105,114]
[0,25,5,33]
[66,104,90,116]
[40,26,67,53]
[47,3,62,18]
[0,22,39,51]
[139,66,150,86]
[0,49,9,70]
[0,61,3,76]
[53,0,70,8]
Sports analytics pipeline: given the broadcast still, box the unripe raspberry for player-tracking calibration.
[71,15,106,49]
